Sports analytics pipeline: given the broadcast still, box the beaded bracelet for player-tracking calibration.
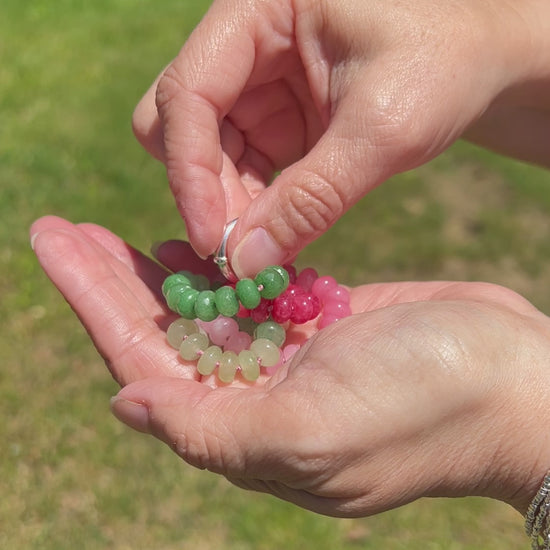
[162,264,352,383]
[526,470,550,549]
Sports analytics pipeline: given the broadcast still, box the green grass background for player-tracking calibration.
[2,1,550,548]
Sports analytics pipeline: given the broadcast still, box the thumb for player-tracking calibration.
[228,95,395,279]
[110,377,292,477]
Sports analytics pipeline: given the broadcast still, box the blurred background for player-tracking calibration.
[2,1,550,548]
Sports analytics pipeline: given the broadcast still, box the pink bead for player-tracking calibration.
[272,293,292,323]
[283,344,300,362]
[250,298,271,323]
[290,293,314,324]
[296,267,318,291]
[323,300,352,317]
[326,285,350,304]
[286,284,305,298]
[224,331,252,353]
[318,314,341,329]
[236,302,250,318]
[311,276,338,299]
[208,316,239,346]
[307,293,322,319]
[284,264,297,284]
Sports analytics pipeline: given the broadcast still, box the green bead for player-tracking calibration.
[193,274,211,291]
[179,332,209,361]
[166,285,192,312]
[162,273,193,297]
[214,285,239,317]
[254,267,286,299]
[218,351,238,383]
[238,349,260,381]
[250,338,280,367]
[194,290,219,322]
[236,316,257,335]
[235,278,261,309]
[268,266,290,293]
[197,345,223,376]
[254,321,286,347]
[175,288,199,319]
[166,318,199,349]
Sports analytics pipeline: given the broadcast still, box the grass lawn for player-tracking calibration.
[2,1,550,548]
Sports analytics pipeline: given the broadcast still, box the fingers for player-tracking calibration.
[153,1,269,258]
[31,216,197,384]
[111,376,295,478]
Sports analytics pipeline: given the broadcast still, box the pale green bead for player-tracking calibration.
[179,332,209,361]
[218,351,239,383]
[254,321,286,347]
[238,349,260,381]
[250,338,280,367]
[197,345,223,376]
[166,318,199,349]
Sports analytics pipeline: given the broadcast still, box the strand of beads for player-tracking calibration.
[162,264,352,383]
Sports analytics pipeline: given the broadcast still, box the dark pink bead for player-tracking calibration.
[284,264,297,284]
[296,267,318,291]
[250,298,271,323]
[272,294,292,323]
[326,285,350,304]
[311,276,338,300]
[286,284,305,298]
[290,293,314,324]
[307,293,322,319]
[236,302,250,318]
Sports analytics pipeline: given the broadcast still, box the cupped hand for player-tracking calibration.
[133,0,550,275]
[31,216,550,517]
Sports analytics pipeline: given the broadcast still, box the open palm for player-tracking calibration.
[32,215,550,517]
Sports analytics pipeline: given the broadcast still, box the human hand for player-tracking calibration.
[31,216,550,517]
[133,0,550,276]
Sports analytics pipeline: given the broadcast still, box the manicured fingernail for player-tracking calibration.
[110,396,151,434]
[231,227,286,279]
[30,232,40,251]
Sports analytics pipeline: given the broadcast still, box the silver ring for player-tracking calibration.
[213,218,238,281]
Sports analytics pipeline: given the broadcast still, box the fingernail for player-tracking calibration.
[30,232,40,251]
[110,396,151,434]
[231,227,286,278]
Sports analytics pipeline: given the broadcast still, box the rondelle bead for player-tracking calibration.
[194,290,219,322]
[238,349,260,381]
[162,273,193,297]
[255,267,287,299]
[193,273,211,291]
[214,285,239,317]
[271,292,293,323]
[250,338,280,367]
[254,320,286,347]
[179,332,209,361]
[175,288,200,319]
[235,278,261,309]
[218,351,239,383]
[165,285,191,311]
[250,298,271,323]
[296,267,318,292]
[197,345,223,376]
[207,315,239,346]
[224,331,252,354]
[270,265,290,291]
[311,276,338,299]
[166,318,199,349]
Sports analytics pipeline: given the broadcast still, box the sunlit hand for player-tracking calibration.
[31,215,550,518]
[133,0,550,275]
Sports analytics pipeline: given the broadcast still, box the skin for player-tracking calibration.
[133,0,550,277]
[31,215,550,518]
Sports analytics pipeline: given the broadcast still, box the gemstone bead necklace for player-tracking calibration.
[162,264,352,383]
